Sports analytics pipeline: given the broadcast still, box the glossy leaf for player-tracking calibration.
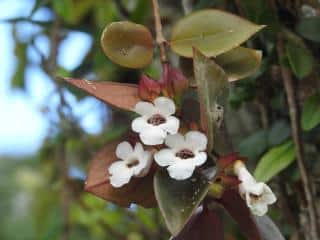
[254,141,296,182]
[172,208,224,240]
[154,169,210,236]
[302,93,320,131]
[254,215,285,240]
[193,48,229,152]
[215,47,262,82]
[296,17,320,43]
[63,77,140,111]
[84,141,157,208]
[170,10,264,57]
[101,21,154,68]
[217,190,262,240]
[286,42,314,79]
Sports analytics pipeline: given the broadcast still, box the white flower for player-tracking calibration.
[131,97,179,145]
[234,161,277,216]
[108,141,152,188]
[154,131,208,180]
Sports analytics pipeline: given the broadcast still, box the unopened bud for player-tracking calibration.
[160,64,188,97]
[138,74,161,101]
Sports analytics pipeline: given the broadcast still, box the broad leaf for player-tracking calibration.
[193,48,229,152]
[296,17,320,43]
[172,208,224,240]
[302,93,320,131]
[286,42,314,79]
[101,21,154,68]
[215,47,262,82]
[268,120,291,146]
[170,10,264,57]
[254,216,285,240]
[85,141,157,208]
[63,77,140,111]
[217,190,262,240]
[238,130,268,160]
[154,169,210,236]
[254,141,296,182]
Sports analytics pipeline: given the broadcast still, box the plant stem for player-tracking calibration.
[277,38,320,240]
[151,0,167,64]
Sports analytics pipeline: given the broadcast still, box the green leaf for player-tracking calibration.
[170,10,264,58]
[254,141,296,182]
[12,42,27,89]
[215,47,262,82]
[268,120,291,146]
[296,17,320,43]
[193,48,229,152]
[154,169,210,236]
[101,21,154,69]
[238,130,268,160]
[286,42,314,79]
[302,93,320,131]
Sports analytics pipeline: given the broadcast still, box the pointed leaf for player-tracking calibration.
[84,141,157,208]
[154,169,210,236]
[101,21,154,68]
[296,17,320,43]
[193,48,229,152]
[215,47,262,82]
[254,141,296,182]
[254,215,285,240]
[170,10,264,57]
[302,93,320,131]
[172,208,224,240]
[217,190,262,240]
[63,77,140,111]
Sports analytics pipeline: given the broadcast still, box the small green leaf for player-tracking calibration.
[254,141,296,182]
[238,130,268,160]
[154,169,210,236]
[193,48,229,152]
[268,120,291,146]
[296,17,320,43]
[170,10,264,58]
[286,42,314,79]
[302,93,320,131]
[215,47,262,82]
[101,21,154,68]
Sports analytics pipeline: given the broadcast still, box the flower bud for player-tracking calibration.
[138,74,161,101]
[160,64,188,97]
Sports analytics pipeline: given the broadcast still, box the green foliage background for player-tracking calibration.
[1,0,320,239]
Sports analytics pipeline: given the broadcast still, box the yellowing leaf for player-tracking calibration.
[101,21,154,68]
[215,47,262,82]
[170,10,264,58]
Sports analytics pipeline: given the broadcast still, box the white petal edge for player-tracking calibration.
[115,141,133,160]
[154,149,176,167]
[192,152,207,166]
[140,126,167,145]
[160,116,180,134]
[164,133,185,149]
[154,97,176,116]
[131,117,149,133]
[167,161,196,180]
[108,161,134,188]
[134,101,157,117]
[185,131,207,151]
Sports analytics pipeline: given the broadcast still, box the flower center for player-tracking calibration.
[176,149,195,159]
[147,114,166,126]
[126,159,140,168]
[250,193,262,200]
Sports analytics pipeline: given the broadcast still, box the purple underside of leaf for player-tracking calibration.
[62,77,140,111]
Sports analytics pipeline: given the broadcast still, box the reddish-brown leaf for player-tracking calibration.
[217,190,262,240]
[172,208,224,240]
[84,141,157,208]
[63,77,140,111]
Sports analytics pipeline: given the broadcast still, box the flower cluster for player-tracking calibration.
[108,96,208,187]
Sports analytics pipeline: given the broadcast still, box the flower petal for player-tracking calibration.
[167,161,196,180]
[132,117,149,133]
[134,101,157,117]
[164,133,185,149]
[136,151,153,177]
[185,131,207,151]
[192,152,207,166]
[115,141,133,160]
[262,184,277,204]
[160,116,180,134]
[154,97,176,116]
[133,142,144,157]
[140,126,167,145]
[108,161,133,188]
[248,201,268,216]
[154,149,176,167]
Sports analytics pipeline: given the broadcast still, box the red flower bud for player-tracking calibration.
[217,153,247,170]
[138,74,161,101]
[160,64,188,97]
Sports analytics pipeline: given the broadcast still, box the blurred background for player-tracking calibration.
[0,0,319,240]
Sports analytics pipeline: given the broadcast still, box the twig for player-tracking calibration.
[113,0,130,19]
[151,0,167,63]
[277,37,320,240]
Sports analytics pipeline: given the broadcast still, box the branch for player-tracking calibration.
[277,37,320,240]
[151,0,167,63]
